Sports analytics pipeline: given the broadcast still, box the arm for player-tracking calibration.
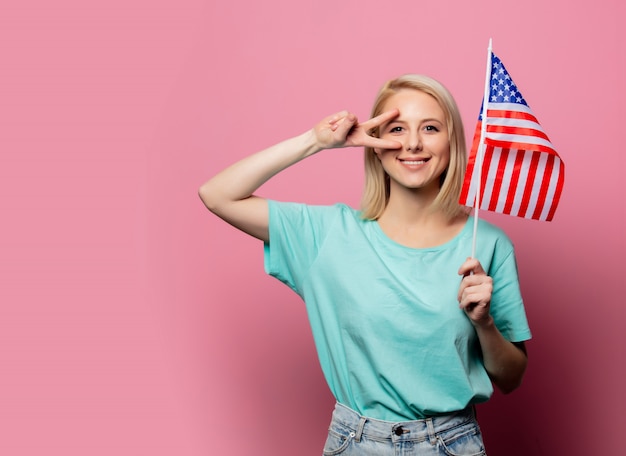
[457,258,528,394]
[198,110,401,242]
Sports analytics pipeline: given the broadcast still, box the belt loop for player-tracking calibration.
[426,418,437,446]
[355,416,367,442]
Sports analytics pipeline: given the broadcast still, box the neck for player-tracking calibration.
[382,182,441,224]
[376,184,467,249]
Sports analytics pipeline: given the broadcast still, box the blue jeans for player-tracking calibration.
[322,403,486,456]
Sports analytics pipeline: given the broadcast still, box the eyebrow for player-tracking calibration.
[421,118,445,124]
[382,117,445,128]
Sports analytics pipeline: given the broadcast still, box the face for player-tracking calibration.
[375,89,450,194]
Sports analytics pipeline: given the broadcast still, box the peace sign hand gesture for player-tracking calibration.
[313,109,402,151]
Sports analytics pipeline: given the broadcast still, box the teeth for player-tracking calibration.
[402,160,425,165]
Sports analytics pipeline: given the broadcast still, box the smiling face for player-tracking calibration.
[374,89,450,195]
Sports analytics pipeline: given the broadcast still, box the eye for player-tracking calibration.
[389,126,404,133]
[424,125,439,132]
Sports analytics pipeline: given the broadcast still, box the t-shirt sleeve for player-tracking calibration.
[263,201,338,295]
[486,235,532,343]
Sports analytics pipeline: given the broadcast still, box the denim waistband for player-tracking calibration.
[330,402,476,443]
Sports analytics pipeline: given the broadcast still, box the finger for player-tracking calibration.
[327,111,351,128]
[459,297,482,312]
[361,108,399,130]
[327,111,350,124]
[457,280,474,303]
[362,136,402,150]
[461,274,491,287]
[333,112,358,137]
[459,294,486,314]
[458,257,486,277]
[459,285,490,304]
[458,275,492,302]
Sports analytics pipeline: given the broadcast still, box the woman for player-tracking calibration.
[199,74,530,455]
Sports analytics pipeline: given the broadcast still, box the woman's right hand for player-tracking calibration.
[199,109,403,242]
[313,109,403,151]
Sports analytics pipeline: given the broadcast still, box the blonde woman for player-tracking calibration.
[199,74,530,455]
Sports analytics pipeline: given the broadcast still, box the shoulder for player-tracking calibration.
[470,217,521,276]
[268,200,359,218]
[267,201,363,231]
[473,217,514,246]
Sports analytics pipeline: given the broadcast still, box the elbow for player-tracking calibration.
[497,377,524,395]
[494,361,528,395]
[198,182,219,214]
[493,341,528,394]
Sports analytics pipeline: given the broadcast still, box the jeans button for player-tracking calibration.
[394,426,404,436]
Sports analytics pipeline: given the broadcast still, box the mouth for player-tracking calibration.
[399,158,429,165]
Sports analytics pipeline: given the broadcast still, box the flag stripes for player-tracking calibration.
[459,52,565,221]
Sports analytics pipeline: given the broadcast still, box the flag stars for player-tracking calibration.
[486,53,529,106]
[466,52,562,222]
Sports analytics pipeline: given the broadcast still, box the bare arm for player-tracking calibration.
[198,110,401,242]
[458,258,528,394]
[198,130,319,241]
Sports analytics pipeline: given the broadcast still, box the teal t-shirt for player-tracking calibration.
[264,201,531,421]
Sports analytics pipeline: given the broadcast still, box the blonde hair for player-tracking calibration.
[361,74,468,220]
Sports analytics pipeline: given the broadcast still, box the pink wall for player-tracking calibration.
[1,0,624,454]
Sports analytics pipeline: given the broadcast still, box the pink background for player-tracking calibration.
[1,0,624,454]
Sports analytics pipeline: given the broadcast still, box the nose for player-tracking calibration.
[405,131,422,152]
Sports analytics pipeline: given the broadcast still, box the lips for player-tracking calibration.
[399,157,429,165]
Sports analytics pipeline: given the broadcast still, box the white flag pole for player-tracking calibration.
[471,38,493,259]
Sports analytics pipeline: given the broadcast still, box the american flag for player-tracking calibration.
[459,52,565,221]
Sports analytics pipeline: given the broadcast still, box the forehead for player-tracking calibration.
[381,89,446,120]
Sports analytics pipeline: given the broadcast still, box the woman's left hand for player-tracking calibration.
[457,258,494,328]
